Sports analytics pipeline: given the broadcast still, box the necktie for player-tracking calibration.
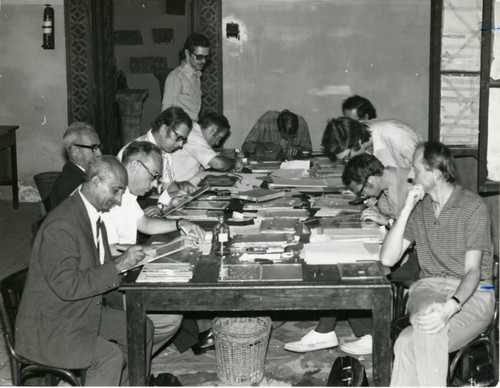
[96,217,104,264]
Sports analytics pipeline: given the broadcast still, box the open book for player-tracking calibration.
[118,236,196,274]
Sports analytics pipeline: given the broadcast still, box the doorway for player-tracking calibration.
[65,0,222,154]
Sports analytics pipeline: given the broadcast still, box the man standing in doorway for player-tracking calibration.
[161,33,210,121]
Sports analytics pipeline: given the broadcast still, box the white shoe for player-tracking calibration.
[284,330,338,353]
[340,334,372,355]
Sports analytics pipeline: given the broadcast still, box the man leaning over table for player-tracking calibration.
[381,141,494,386]
[242,109,312,160]
[50,122,102,209]
[284,153,416,355]
[104,140,205,356]
[15,156,154,386]
[171,111,244,183]
[118,106,196,207]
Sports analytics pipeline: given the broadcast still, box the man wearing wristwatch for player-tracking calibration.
[381,141,495,386]
[103,141,205,360]
[285,153,415,355]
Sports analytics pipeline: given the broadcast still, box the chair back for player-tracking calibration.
[33,171,60,213]
[0,268,29,385]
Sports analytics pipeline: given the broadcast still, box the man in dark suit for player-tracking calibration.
[50,122,103,209]
[16,155,153,386]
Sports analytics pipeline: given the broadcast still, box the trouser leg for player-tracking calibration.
[316,316,337,333]
[390,326,419,387]
[84,336,124,386]
[172,318,199,352]
[348,315,371,337]
[391,278,495,387]
[99,306,154,386]
[148,313,183,355]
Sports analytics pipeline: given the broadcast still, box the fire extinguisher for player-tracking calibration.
[42,4,54,50]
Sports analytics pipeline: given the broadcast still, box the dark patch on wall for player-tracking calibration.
[152,28,174,44]
[114,30,143,46]
[130,57,169,73]
[166,0,186,15]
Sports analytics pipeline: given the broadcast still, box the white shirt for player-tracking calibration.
[117,129,173,205]
[102,188,144,245]
[78,190,105,264]
[171,122,218,182]
[367,119,422,169]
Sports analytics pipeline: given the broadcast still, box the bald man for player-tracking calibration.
[16,156,154,386]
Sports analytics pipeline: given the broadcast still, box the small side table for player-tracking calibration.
[0,126,19,209]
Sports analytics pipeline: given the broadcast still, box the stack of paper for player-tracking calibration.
[300,241,380,264]
[136,262,195,283]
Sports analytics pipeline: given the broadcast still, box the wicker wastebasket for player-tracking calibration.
[212,317,272,385]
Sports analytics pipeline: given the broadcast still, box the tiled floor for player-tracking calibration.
[0,200,374,386]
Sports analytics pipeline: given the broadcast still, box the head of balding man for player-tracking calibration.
[81,155,128,213]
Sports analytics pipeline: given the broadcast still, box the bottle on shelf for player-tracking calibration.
[212,216,230,256]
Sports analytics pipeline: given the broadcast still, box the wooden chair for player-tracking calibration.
[0,268,83,386]
[390,258,499,386]
[447,259,499,386]
[33,171,60,215]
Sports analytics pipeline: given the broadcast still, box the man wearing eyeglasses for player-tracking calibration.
[50,122,103,209]
[120,107,197,206]
[242,109,312,160]
[161,33,210,121]
[103,141,204,361]
[171,111,243,183]
[285,153,417,356]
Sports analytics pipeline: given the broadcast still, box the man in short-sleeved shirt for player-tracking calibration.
[104,141,204,355]
[161,33,210,121]
[242,110,312,160]
[172,112,242,183]
[381,141,495,386]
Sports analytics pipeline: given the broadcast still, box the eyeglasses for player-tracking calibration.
[135,160,162,182]
[190,51,210,61]
[169,127,188,144]
[356,176,369,197]
[73,143,103,152]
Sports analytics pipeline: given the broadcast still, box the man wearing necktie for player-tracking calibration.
[161,33,211,121]
[15,155,154,386]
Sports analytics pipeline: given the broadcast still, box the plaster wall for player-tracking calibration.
[0,0,67,199]
[221,0,430,151]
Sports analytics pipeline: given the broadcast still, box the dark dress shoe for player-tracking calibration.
[191,328,215,354]
[148,372,182,386]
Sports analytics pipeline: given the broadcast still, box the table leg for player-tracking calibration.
[126,291,148,386]
[10,142,18,209]
[371,288,393,386]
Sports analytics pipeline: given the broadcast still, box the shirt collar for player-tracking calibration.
[422,184,461,212]
[78,189,102,225]
[180,60,202,79]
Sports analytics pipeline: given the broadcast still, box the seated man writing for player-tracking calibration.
[103,141,205,356]
[242,109,312,160]
[15,156,154,386]
[285,153,416,355]
[381,141,495,386]
[119,106,197,206]
[171,111,243,183]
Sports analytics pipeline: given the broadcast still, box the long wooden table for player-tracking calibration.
[120,257,392,386]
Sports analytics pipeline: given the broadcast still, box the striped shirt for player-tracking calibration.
[404,185,493,280]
